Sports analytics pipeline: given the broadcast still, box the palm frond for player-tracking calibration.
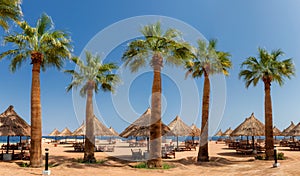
[240,47,295,88]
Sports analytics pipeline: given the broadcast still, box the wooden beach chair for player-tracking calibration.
[131,149,143,160]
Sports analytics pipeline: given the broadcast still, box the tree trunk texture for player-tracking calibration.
[147,53,162,168]
[198,72,210,162]
[30,51,43,167]
[264,80,274,160]
[84,81,96,162]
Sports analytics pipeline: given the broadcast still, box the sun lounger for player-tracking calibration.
[162,146,175,159]
[131,149,143,160]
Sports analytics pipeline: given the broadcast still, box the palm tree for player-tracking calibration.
[239,48,295,159]
[122,22,193,168]
[0,13,72,167]
[65,51,119,162]
[185,39,232,162]
[0,0,22,31]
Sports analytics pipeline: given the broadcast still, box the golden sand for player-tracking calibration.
[0,141,299,176]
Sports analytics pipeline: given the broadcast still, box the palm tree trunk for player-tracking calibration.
[198,72,210,162]
[147,53,162,168]
[264,80,274,160]
[30,51,43,167]
[84,81,96,162]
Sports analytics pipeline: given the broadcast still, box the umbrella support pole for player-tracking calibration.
[6,136,10,154]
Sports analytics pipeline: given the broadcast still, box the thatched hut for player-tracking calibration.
[222,127,233,137]
[189,123,201,143]
[230,113,264,149]
[49,128,60,136]
[273,126,282,136]
[168,116,192,148]
[72,122,85,136]
[281,121,295,136]
[94,116,114,137]
[214,129,223,137]
[119,108,173,151]
[48,128,60,142]
[119,108,172,138]
[109,127,119,136]
[230,113,265,137]
[0,105,31,153]
[287,122,300,137]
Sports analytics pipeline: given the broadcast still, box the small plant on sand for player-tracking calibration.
[277,152,285,160]
[255,154,265,160]
[255,152,285,160]
[19,162,30,167]
[133,162,174,169]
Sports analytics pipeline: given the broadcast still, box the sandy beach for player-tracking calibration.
[0,141,299,176]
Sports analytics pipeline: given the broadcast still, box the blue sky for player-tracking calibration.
[0,0,300,135]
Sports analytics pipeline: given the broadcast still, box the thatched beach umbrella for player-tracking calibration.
[72,122,85,136]
[222,127,233,137]
[168,115,192,149]
[72,122,85,143]
[72,116,114,143]
[273,126,282,136]
[214,129,223,137]
[58,127,72,143]
[48,128,60,142]
[119,108,172,138]
[119,108,173,151]
[0,105,31,153]
[287,122,300,138]
[109,126,119,136]
[189,123,201,143]
[94,116,114,137]
[231,113,265,149]
[58,127,72,136]
[281,121,295,136]
[49,128,60,136]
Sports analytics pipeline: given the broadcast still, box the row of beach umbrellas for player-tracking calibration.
[2,104,300,152]
[214,113,300,138]
[49,116,119,138]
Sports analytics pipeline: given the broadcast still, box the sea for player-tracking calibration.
[0,135,297,144]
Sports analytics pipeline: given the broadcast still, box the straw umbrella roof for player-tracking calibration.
[189,123,201,137]
[0,105,31,136]
[49,128,60,136]
[57,127,72,136]
[281,121,295,136]
[72,122,85,136]
[72,116,114,137]
[214,129,223,136]
[119,108,173,138]
[109,126,119,136]
[230,113,265,136]
[222,127,233,137]
[168,116,192,136]
[287,122,300,136]
[94,116,114,136]
[273,126,282,136]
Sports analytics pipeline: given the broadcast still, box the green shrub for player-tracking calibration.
[255,154,265,160]
[20,162,29,167]
[133,162,147,168]
[277,152,285,160]
[133,162,174,169]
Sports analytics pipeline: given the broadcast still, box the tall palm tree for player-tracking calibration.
[0,0,22,31]
[239,48,295,159]
[122,22,193,168]
[0,13,72,167]
[65,51,119,162]
[186,39,232,162]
